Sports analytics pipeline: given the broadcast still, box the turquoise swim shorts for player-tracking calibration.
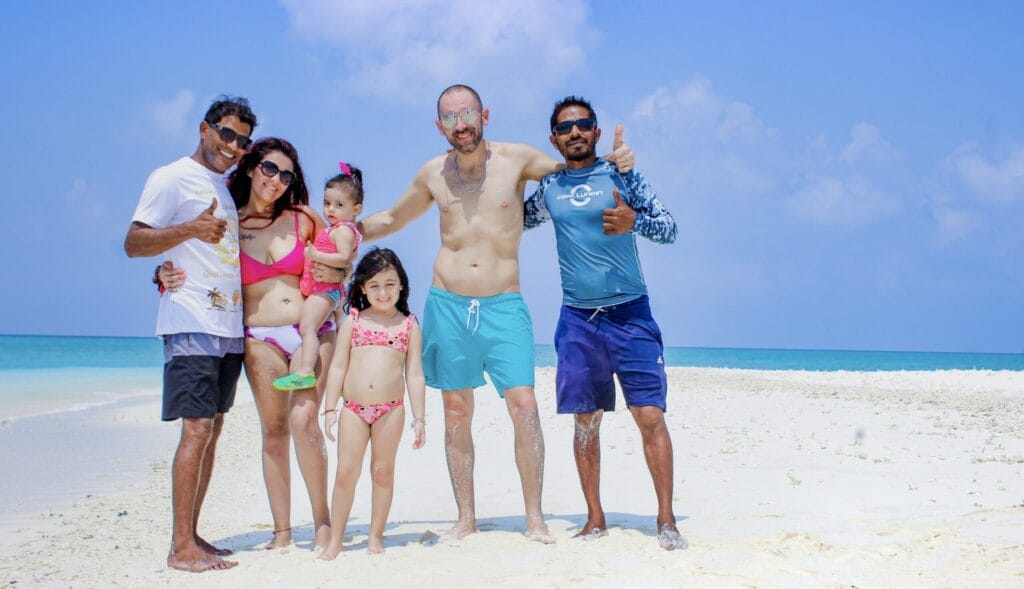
[421,287,535,396]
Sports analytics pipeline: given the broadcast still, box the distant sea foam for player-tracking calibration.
[2,335,1021,420]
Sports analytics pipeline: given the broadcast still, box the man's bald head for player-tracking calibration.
[437,84,482,117]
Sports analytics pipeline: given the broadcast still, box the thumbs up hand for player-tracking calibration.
[602,188,636,235]
[602,124,634,173]
[191,199,227,244]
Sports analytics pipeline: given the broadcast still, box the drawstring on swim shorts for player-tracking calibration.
[587,307,607,322]
[466,299,481,334]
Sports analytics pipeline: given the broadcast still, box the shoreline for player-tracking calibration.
[0,393,183,539]
[3,367,1022,587]
[0,366,163,423]
[4,364,1021,424]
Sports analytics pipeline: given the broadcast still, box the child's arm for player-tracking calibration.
[304,225,357,267]
[321,317,354,442]
[405,320,427,449]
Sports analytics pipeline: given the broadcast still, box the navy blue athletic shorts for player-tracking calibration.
[162,333,244,421]
[554,295,667,414]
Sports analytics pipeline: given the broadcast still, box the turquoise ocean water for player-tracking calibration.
[1,334,1022,420]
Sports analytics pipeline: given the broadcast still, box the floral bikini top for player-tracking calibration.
[349,308,415,353]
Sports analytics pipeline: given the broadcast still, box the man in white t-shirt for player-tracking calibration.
[125,96,256,573]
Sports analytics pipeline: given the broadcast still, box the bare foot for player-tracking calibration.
[525,518,555,544]
[572,518,608,540]
[264,528,292,550]
[195,535,233,557]
[318,542,344,561]
[314,524,331,551]
[445,519,479,541]
[525,529,556,544]
[573,527,608,541]
[167,546,237,572]
[367,536,385,554]
[657,523,688,551]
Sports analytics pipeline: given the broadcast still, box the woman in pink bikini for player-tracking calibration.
[319,248,426,559]
[231,138,340,550]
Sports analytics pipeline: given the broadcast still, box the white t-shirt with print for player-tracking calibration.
[132,156,242,337]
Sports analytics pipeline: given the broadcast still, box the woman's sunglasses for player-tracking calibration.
[208,122,253,149]
[552,117,596,136]
[258,160,296,186]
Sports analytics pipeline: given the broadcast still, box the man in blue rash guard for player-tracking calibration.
[524,96,686,551]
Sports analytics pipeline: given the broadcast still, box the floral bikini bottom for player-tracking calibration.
[343,399,404,425]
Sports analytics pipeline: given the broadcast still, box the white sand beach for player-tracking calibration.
[2,367,1022,588]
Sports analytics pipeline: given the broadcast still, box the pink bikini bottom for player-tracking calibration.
[343,399,403,425]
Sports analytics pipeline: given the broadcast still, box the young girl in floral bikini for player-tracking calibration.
[319,247,426,559]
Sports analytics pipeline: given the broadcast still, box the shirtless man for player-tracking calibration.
[359,84,632,541]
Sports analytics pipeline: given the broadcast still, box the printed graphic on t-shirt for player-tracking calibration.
[555,183,605,207]
[215,215,241,270]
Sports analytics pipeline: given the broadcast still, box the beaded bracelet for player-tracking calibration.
[152,264,166,294]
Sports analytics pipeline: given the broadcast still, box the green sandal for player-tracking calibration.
[272,371,317,391]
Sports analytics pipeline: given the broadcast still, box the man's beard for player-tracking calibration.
[565,141,595,162]
[448,127,482,153]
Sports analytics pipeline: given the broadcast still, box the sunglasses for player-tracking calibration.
[258,160,296,186]
[552,117,596,136]
[208,122,253,149]
[439,108,480,130]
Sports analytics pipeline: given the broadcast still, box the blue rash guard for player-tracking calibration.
[524,160,677,308]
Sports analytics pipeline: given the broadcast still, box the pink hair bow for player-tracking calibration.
[338,161,352,176]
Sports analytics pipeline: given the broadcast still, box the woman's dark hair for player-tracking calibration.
[325,164,365,205]
[345,247,410,316]
[228,137,309,221]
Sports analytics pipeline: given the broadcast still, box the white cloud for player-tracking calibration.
[280,0,592,105]
[945,143,1024,205]
[932,207,981,243]
[630,76,773,143]
[142,89,196,136]
[840,123,902,165]
[782,123,910,226]
[627,77,780,199]
[786,174,900,226]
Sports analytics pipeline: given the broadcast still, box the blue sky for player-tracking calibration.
[2,1,1022,353]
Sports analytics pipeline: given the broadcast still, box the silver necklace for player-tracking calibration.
[455,152,486,193]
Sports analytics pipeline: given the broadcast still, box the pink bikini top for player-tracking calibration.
[240,213,306,286]
[350,308,415,353]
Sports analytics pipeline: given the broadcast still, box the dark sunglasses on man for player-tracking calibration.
[208,122,253,150]
[258,160,296,186]
[552,117,597,136]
